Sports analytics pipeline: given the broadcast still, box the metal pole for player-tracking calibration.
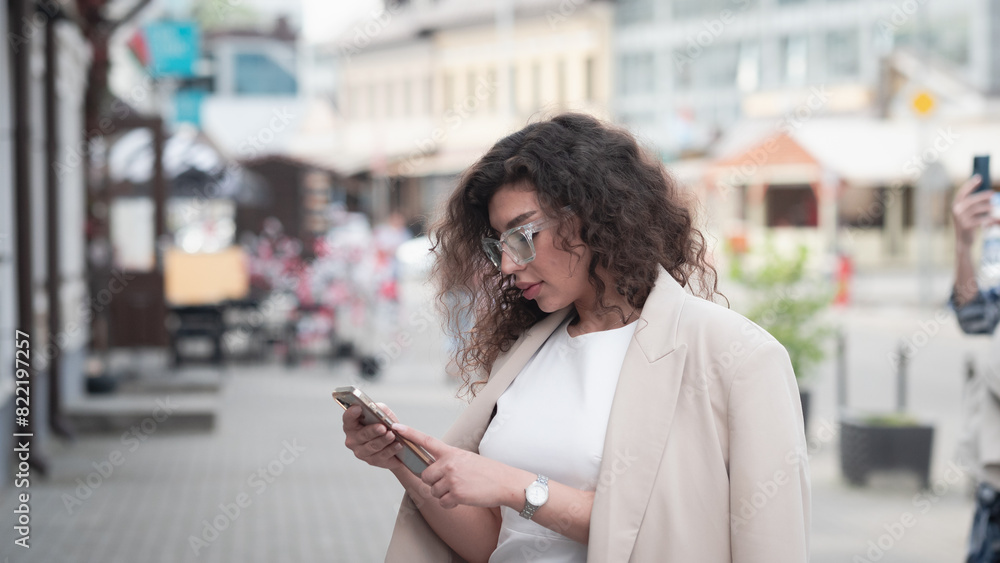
[835,329,847,410]
[11,0,49,476]
[896,341,908,412]
[45,7,73,440]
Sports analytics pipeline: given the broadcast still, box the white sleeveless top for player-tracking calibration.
[478,314,637,562]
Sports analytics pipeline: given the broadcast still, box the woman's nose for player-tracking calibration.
[499,250,524,276]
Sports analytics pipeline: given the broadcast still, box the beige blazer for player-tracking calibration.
[385,268,811,562]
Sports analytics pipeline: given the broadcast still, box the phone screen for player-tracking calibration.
[972,155,991,193]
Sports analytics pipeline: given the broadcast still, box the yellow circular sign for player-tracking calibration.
[912,92,935,116]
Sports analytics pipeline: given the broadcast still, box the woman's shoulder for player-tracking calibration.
[673,292,779,350]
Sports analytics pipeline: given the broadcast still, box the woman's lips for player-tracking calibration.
[522,282,542,300]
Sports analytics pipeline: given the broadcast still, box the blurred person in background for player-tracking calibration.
[342,113,810,562]
[951,175,1000,563]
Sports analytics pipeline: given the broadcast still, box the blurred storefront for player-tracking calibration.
[683,46,1000,275]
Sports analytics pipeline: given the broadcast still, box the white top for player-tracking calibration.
[479,314,638,562]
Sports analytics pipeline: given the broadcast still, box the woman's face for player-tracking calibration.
[487,184,594,313]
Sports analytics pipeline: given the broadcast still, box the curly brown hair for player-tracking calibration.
[430,113,722,397]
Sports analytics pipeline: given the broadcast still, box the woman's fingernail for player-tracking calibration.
[392,423,408,433]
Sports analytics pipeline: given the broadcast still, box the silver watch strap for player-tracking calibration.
[519,474,549,520]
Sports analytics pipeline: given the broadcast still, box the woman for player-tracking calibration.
[342,113,810,562]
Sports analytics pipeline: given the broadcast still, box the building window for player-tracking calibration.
[368,84,376,119]
[617,0,654,24]
[556,59,567,106]
[234,52,297,95]
[532,62,542,109]
[700,44,740,88]
[672,0,758,19]
[781,35,808,86]
[585,57,595,102]
[385,82,394,118]
[766,185,818,227]
[673,49,691,88]
[619,52,654,95]
[466,70,477,100]
[486,67,497,111]
[403,79,413,116]
[838,186,885,229]
[895,17,970,66]
[825,29,859,78]
[425,76,433,115]
[443,73,454,111]
[508,65,518,112]
[737,42,759,92]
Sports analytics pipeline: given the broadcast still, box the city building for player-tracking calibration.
[614,0,1000,157]
[299,0,614,226]
[613,0,1000,278]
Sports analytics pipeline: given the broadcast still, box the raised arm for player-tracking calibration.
[952,176,990,307]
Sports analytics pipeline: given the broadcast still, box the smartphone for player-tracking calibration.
[972,155,991,193]
[333,386,435,476]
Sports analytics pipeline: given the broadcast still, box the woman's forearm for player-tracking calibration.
[390,465,500,563]
[496,468,595,544]
[955,241,980,307]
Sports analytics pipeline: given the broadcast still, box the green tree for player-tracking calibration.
[731,244,833,381]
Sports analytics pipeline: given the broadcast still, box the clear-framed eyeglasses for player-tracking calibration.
[481,207,569,269]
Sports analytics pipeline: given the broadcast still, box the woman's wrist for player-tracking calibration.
[500,467,536,511]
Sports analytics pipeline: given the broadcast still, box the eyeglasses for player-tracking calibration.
[481,215,557,269]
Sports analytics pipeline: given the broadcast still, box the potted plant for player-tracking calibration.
[836,345,935,489]
[730,243,834,434]
[838,410,934,489]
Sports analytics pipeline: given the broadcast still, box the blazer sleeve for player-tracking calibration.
[727,340,811,563]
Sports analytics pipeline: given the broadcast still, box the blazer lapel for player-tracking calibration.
[588,269,689,562]
[442,306,574,452]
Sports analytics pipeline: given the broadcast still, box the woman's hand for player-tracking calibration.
[393,423,526,510]
[342,403,404,471]
[953,175,996,250]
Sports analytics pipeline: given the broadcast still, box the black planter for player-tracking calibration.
[839,413,934,489]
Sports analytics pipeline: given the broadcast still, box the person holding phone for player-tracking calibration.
[341,113,810,562]
[950,173,1000,563]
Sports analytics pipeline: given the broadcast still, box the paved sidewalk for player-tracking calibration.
[0,293,989,562]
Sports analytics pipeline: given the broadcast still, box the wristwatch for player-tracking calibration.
[519,474,549,520]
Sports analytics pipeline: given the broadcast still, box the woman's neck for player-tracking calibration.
[569,296,638,337]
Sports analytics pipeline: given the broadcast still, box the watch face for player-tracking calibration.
[526,483,548,505]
